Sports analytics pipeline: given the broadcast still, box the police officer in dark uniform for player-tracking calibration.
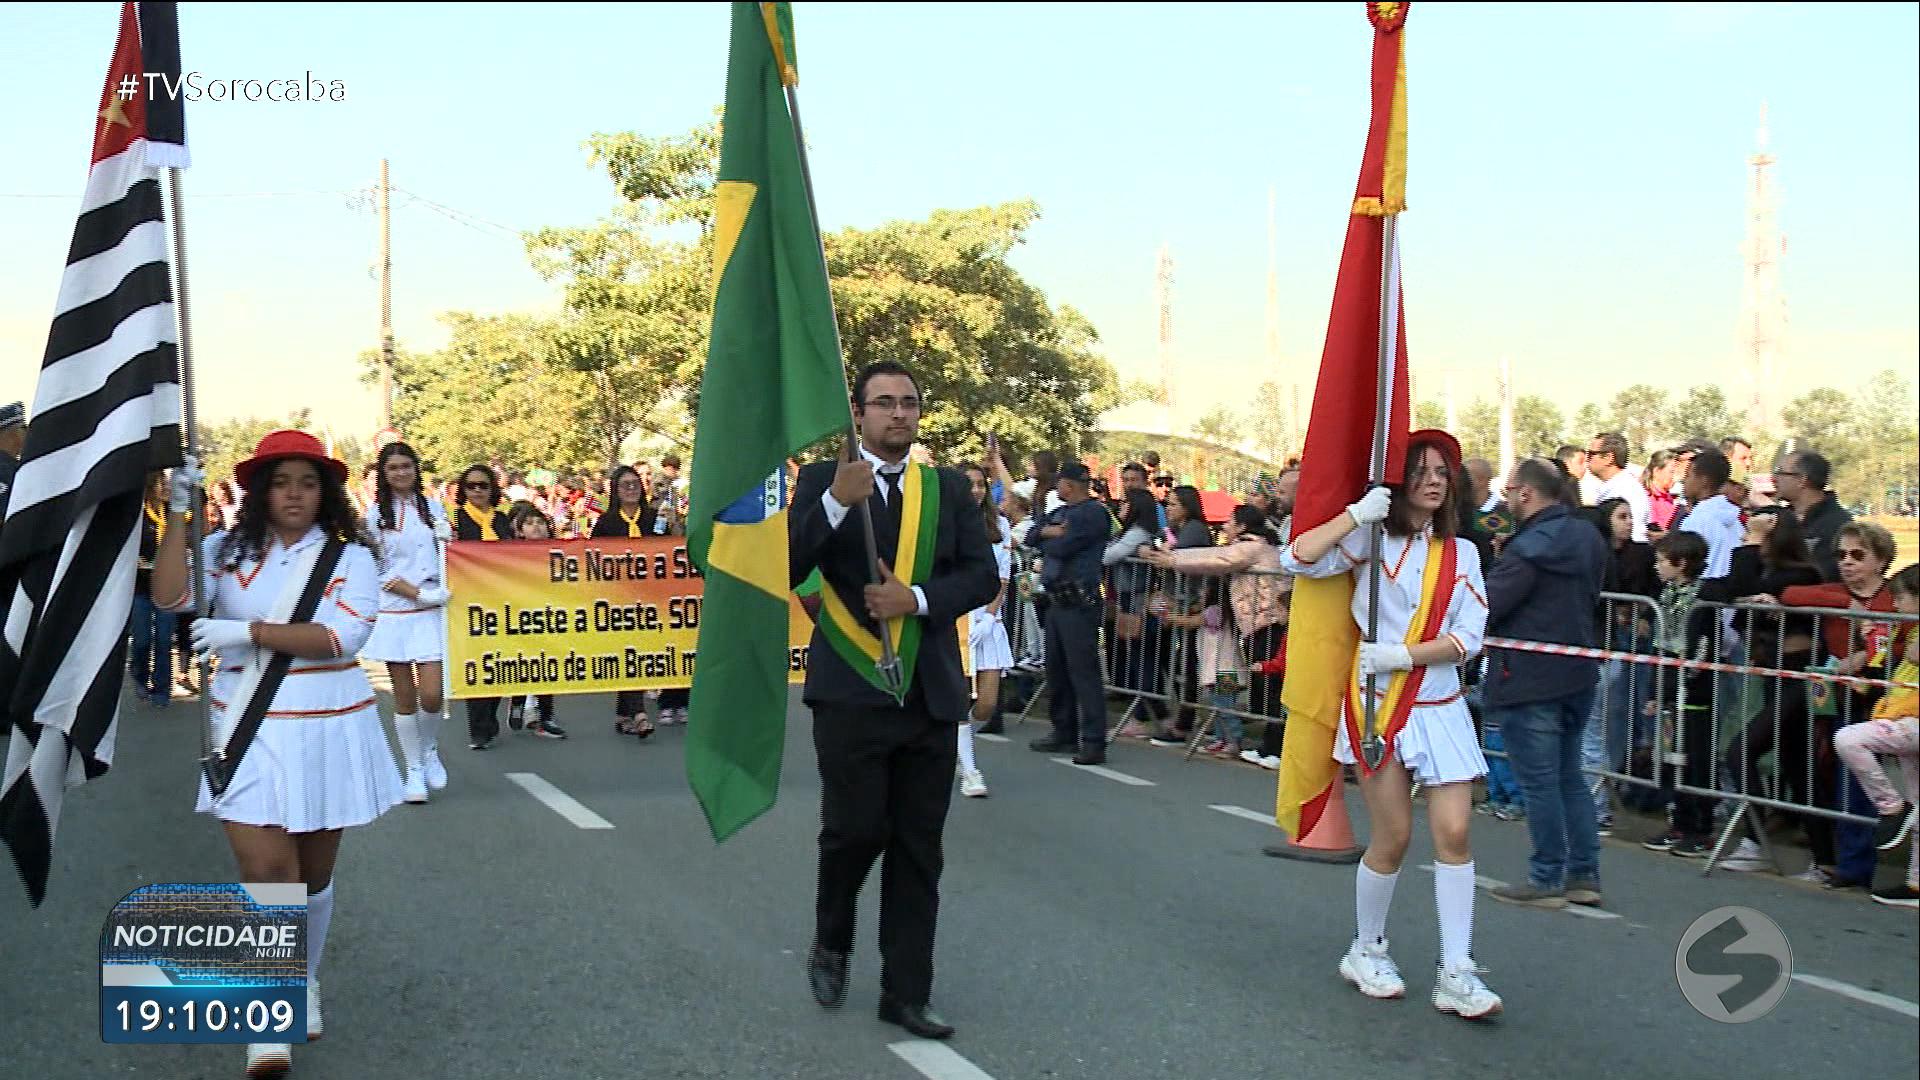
[0,401,26,521]
[791,360,998,1040]
[1025,461,1115,765]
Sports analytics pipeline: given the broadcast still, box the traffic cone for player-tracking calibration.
[1263,773,1362,863]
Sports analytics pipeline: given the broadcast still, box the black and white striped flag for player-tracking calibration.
[0,2,188,906]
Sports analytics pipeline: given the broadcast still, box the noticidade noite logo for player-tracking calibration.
[1675,906,1793,1024]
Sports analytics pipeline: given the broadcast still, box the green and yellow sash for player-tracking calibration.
[815,463,940,702]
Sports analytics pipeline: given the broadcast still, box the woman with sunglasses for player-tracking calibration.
[452,466,515,749]
[1780,521,1902,889]
[362,442,453,806]
[593,465,657,738]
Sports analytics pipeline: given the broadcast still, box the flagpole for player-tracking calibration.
[163,168,214,769]
[781,81,903,698]
[1360,214,1401,771]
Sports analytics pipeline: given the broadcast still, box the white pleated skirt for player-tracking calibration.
[362,606,446,663]
[196,703,405,832]
[970,613,1013,673]
[1334,699,1487,786]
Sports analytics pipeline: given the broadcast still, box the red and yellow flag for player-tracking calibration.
[1274,2,1413,840]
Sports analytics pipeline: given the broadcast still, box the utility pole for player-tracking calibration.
[378,158,395,432]
[1740,103,1786,438]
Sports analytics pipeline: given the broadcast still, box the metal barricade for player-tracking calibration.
[1485,594,1917,879]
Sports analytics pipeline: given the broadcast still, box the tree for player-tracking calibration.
[1608,384,1669,463]
[199,414,302,483]
[1782,387,1855,458]
[1667,386,1743,445]
[1457,398,1498,464]
[1192,406,1243,447]
[1414,399,1445,432]
[1846,370,1919,512]
[1570,402,1606,445]
[1249,382,1290,463]
[368,120,1118,476]
[1514,395,1566,458]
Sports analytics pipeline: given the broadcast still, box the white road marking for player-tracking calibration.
[504,772,615,830]
[889,1041,997,1080]
[973,732,1010,744]
[1050,758,1154,786]
[1209,804,1278,827]
[1419,863,1622,920]
[1791,974,1920,1019]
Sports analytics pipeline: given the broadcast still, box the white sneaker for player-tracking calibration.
[422,749,448,791]
[306,980,322,1041]
[1258,755,1281,771]
[245,1042,292,1077]
[1433,960,1503,1019]
[961,770,990,799]
[402,769,428,805]
[1339,937,1405,999]
[1720,838,1771,873]
[1240,749,1265,766]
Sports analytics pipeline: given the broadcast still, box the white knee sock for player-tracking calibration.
[1433,860,1476,971]
[957,722,978,775]
[393,712,421,771]
[416,708,440,758]
[306,882,333,982]
[1354,862,1398,945]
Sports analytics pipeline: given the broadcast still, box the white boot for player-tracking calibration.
[245,1041,292,1077]
[393,713,428,804]
[419,709,447,790]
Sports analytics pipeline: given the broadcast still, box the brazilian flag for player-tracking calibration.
[685,2,849,841]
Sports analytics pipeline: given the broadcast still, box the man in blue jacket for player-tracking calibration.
[1025,461,1115,765]
[1483,457,1610,910]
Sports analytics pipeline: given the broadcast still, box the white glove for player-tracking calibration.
[169,456,204,514]
[190,618,254,658]
[1357,642,1413,676]
[415,585,450,607]
[1346,486,1392,528]
[431,515,453,543]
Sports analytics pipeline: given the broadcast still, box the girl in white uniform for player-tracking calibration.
[154,430,402,1078]
[958,466,1014,798]
[360,442,452,804]
[1280,430,1502,1020]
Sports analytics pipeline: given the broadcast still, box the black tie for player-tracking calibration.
[878,470,902,533]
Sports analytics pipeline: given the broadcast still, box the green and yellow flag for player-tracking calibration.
[685,2,848,842]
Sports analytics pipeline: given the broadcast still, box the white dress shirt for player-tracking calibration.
[820,446,930,616]
[1596,469,1652,543]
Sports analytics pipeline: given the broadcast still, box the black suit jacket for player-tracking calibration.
[789,459,998,723]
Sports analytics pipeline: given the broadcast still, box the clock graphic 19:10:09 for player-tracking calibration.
[101,987,303,1044]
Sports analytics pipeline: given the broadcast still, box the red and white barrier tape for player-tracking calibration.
[1482,637,1918,693]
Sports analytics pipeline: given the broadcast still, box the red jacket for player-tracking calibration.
[1779,582,1895,664]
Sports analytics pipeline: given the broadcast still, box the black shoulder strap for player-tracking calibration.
[201,536,348,798]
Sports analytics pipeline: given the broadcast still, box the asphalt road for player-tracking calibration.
[4,685,1916,1080]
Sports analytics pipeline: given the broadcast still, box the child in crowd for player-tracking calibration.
[507,505,567,739]
[1833,563,1919,908]
[1477,718,1527,821]
[1641,531,1719,858]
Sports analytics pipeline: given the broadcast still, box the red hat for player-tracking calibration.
[233,429,348,488]
[1406,429,1463,477]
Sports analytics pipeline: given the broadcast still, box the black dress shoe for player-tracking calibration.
[1072,748,1107,766]
[878,995,955,1039]
[807,945,848,1009]
[978,718,1005,735]
[1029,737,1074,753]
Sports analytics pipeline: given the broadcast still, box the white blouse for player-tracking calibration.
[371,496,446,614]
[179,527,382,718]
[1281,528,1488,708]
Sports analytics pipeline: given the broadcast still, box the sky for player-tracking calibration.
[1,2,1915,445]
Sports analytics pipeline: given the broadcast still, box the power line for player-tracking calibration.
[391,186,525,240]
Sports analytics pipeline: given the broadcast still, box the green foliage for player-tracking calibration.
[1607,384,1669,463]
[1513,395,1565,458]
[1248,382,1291,463]
[1192,405,1244,447]
[198,410,310,482]
[1784,372,1919,511]
[1666,386,1744,446]
[1570,402,1606,447]
[1413,399,1445,432]
[362,120,1116,477]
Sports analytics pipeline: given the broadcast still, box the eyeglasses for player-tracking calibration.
[1838,548,1872,563]
[464,480,491,489]
[1773,471,1803,479]
[862,396,921,415]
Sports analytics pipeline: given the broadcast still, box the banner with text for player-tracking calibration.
[444,538,813,699]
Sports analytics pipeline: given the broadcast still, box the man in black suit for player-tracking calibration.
[789,360,998,1040]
